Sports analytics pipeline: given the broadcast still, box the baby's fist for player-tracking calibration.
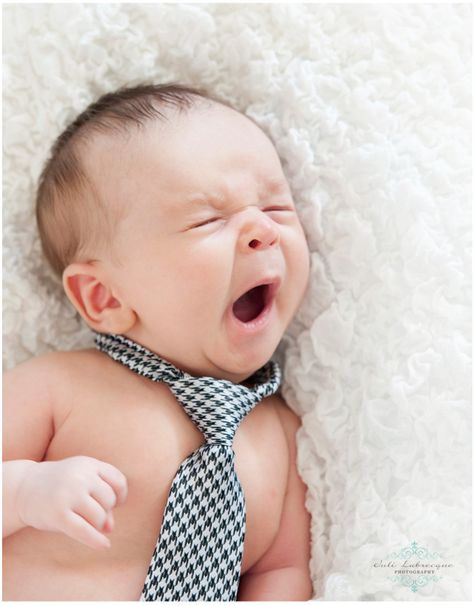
[16,456,128,550]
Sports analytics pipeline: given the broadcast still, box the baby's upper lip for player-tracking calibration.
[231,275,282,306]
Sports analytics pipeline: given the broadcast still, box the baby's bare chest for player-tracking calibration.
[4,373,289,600]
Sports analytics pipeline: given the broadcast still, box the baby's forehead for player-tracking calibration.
[123,103,274,154]
[85,104,280,174]
[81,103,286,217]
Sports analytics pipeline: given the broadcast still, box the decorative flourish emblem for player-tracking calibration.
[390,541,441,561]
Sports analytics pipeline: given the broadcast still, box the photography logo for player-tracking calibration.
[372,541,454,593]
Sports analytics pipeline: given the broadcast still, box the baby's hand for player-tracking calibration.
[16,456,128,550]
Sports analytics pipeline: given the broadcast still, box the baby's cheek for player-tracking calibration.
[174,252,226,306]
[300,240,311,287]
[290,226,310,270]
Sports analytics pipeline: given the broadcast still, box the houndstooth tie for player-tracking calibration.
[94,332,281,601]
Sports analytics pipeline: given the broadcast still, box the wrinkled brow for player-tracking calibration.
[265,177,289,195]
[184,178,289,210]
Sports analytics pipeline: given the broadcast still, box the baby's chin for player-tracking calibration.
[206,343,279,384]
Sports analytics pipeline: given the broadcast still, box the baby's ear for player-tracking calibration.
[62,262,136,334]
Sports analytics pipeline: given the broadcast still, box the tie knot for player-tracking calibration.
[94,332,281,445]
[167,377,264,444]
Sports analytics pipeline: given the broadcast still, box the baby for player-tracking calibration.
[2,83,312,600]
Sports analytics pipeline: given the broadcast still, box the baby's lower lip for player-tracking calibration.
[226,283,278,335]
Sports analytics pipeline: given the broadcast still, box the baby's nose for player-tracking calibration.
[238,208,280,253]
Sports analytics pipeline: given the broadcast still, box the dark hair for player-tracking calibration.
[36,82,224,278]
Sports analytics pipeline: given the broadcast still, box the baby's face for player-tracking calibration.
[89,103,309,382]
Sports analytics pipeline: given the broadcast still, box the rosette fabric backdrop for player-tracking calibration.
[3,3,471,600]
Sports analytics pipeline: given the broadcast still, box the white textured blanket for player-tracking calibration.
[3,3,471,600]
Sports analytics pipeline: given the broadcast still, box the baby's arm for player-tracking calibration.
[3,354,55,536]
[2,353,127,549]
[237,400,313,601]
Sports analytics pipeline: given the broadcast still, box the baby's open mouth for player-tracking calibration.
[232,284,271,323]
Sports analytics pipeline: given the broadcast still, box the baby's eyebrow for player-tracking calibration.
[184,178,289,211]
[184,192,227,211]
[264,177,289,195]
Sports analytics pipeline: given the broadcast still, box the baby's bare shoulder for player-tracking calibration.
[3,348,118,461]
[46,348,184,420]
[3,349,89,407]
[6,347,175,418]
[4,348,115,400]
[239,392,300,465]
[266,393,302,449]
[267,393,301,427]
[5,347,108,378]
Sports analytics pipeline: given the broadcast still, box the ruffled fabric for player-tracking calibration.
[3,3,471,600]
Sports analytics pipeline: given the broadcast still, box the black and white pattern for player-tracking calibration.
[94,332,281,601]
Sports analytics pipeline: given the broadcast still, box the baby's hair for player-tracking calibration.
[36,83,226,278]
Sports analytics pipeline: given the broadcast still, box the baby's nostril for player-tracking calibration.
[249,239,259,249]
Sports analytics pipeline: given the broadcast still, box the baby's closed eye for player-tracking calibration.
[263,205,294,213]
[191,217,223,229]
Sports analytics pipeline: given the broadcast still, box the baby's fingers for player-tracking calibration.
[63,511,111,550]
[97,462,128,505]
[76,495,110,532]
[90,479,119,512]
[102,511,114,533]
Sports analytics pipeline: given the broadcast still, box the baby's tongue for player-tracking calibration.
[232,286,263,322]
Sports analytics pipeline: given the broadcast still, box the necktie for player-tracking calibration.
[94,332,281,601]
